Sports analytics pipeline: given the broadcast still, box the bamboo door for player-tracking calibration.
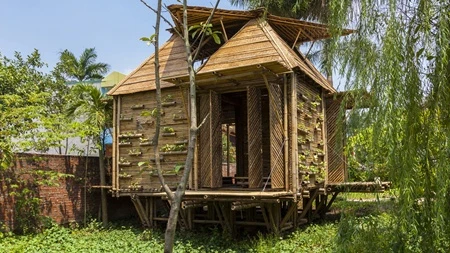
[199,90,222,188]
[247,87,263,188]
[267,83,284,189]
[325,97,346,183]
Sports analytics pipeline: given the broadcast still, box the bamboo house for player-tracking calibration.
[107,5,389,232]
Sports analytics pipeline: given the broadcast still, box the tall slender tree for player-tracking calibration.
[66,83,112,227]
[57,47,111,226]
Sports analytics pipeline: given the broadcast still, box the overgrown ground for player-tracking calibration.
[0,192,397,253]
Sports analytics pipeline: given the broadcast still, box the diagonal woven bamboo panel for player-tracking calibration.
[199,91,222,188]
[247,87,263,188]
[210,91,223,188]
[199,94,209,187]
[326,97,346,183]
[268,83,285,189]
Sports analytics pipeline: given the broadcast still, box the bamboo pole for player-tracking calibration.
[283,75,289,191]
[194,135,199,190]
[112,96,117,191]
[322,92,328,185]
[227,124,230,176]
[116,96,121,192]
[220,16,228,42]
[292,29,302,49]
[291,73,298,201]
[230,202,259,211]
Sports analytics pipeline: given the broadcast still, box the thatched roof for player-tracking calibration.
[167,5,353,60]
[109,5,351,95]
[107,35,187,95]
[166,18,335,92]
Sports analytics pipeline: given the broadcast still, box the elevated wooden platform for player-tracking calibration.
[326,181,391,193]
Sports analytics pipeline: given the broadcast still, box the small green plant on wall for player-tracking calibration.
[139,137,150,143]
[141,108,165,118]
[120,138,131,144]
[298,136,307,144]
[298,123,308,133]
[163,94,174,102]
[128,148,141,155]
[160,144,186,152]
[174,163,185,174]
[119,157,129,163]
[163,127,175,133]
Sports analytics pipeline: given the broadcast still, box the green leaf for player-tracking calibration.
[212,34,221,44]
[174,164,184,173]
[138,161,148,167]
[416,48,425,57]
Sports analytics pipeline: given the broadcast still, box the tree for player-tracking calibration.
[0,50,74,233]
[230,0,337,21]
[66,83,112,227]
[0,50,71,163]
[326,0,450,251]
[56,48,110,82]
[56,47,111,226]
[139,0,220,251]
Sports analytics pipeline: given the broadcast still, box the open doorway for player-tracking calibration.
[220,89,272,188]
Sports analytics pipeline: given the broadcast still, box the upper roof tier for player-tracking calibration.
[167,5,353,60]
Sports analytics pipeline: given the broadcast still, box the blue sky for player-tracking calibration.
[0,0,239,75]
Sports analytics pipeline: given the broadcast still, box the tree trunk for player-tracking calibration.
[99,143,108,226]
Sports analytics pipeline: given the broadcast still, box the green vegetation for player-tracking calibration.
[0,196,405,252]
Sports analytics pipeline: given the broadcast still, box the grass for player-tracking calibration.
[0,193,398,253]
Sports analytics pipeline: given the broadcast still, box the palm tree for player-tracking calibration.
[57,48,110,82]
[67,83,112,226]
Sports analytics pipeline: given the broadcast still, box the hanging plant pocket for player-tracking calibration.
[131,104,145,109]
[162,101,177,107]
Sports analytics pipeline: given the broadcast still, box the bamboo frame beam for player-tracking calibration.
[283,75,289,191]
[291,29,302,49]
[260,205,272,231]
[291,73,298,201]
[280,202,297,228]
[112,97,117,191]
[131,195,151,227]
[219,16,228,42]
[299,189,319,220]
[116,96,121,192]
[325,191,339,212]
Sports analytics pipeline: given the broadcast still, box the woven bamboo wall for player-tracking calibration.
[199,91,222,188]
[325,97,346,183]
[296,77,326,182]
[268,83,285,189]
[247,87,263,188]
[115,87,189,192]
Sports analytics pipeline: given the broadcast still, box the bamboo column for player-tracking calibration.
[291,73,298,201]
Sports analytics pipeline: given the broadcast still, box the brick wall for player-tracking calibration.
[0,153,102,231]
[0,153,137,232]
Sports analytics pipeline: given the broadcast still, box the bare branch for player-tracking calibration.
[156,169,175,200]
[140,0,183,39]
[193,0,221,62]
